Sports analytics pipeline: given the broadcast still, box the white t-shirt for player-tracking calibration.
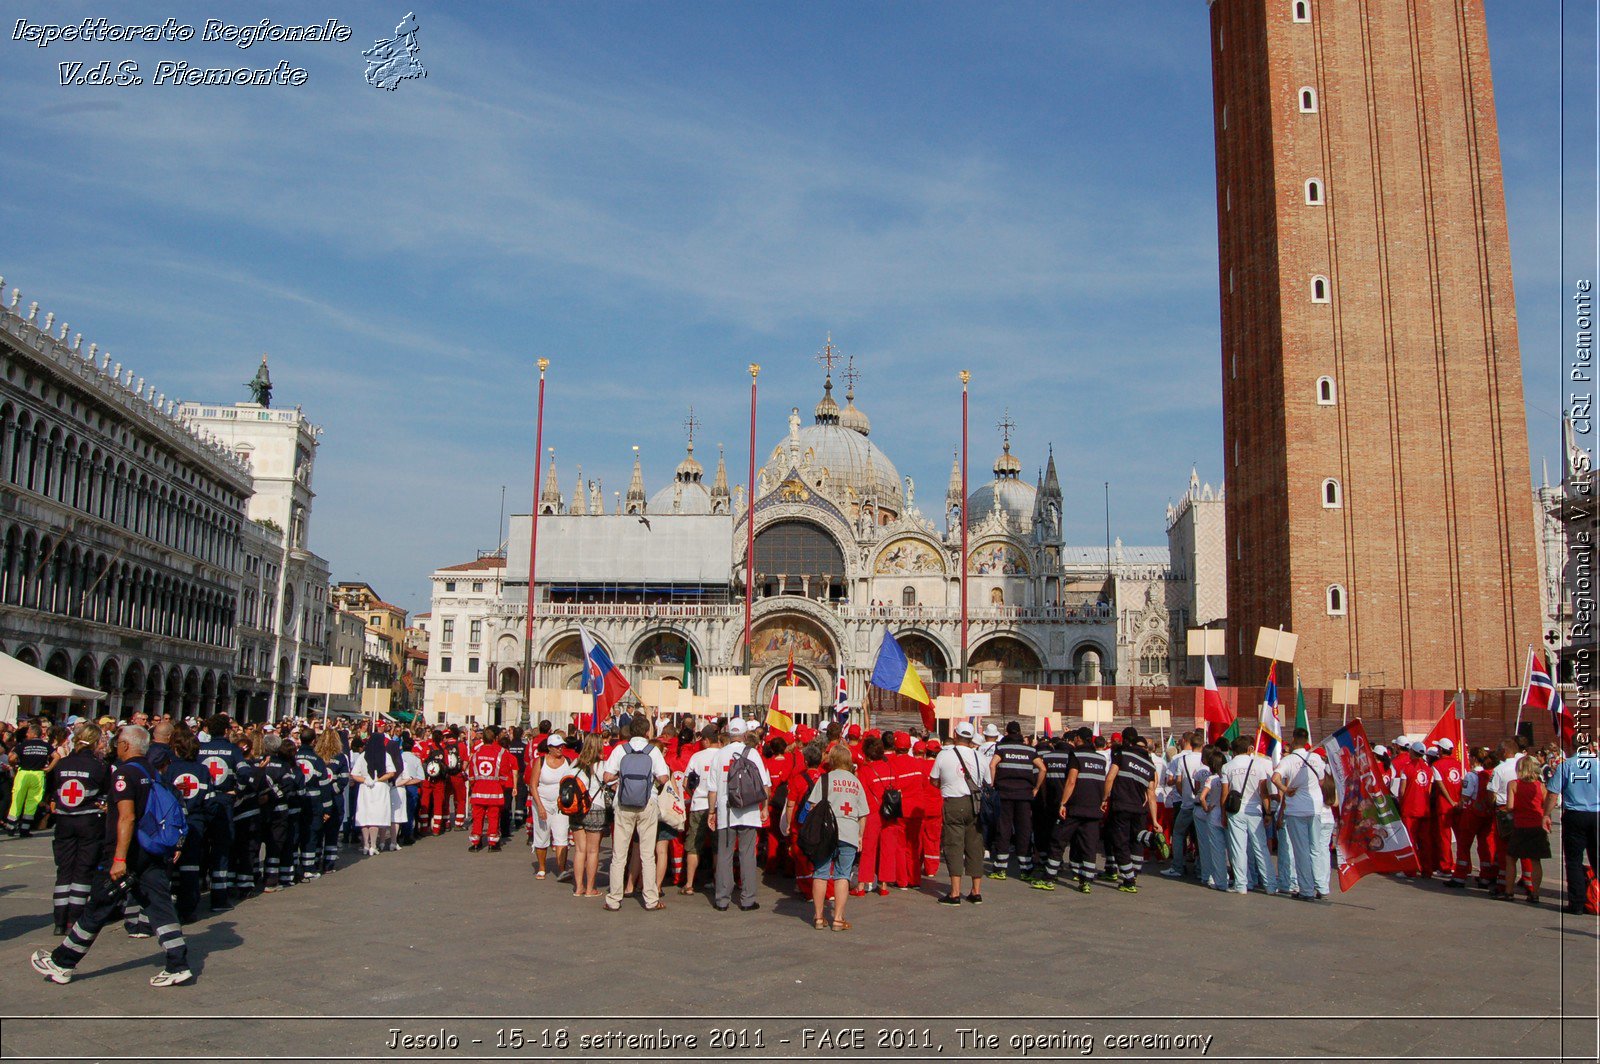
[930,745,988,798]
[685,746,720,812]
[602,736,669,782]
[1488,753,1523,808]
[1274,749,1328,818]
[533,756,577,805]
[399,751,425,787]
[706,743,771,827]
[1167,750,1204,808]
[1194,767,1224,828]
[1221,754,1270,816]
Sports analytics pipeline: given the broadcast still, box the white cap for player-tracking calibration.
[546,735,565,749]
[954,722,976,739]
[1438,737,1455,752]
[1425,744,1439,756]
[983,724,1000,738]
[1372,744,1389,756]
[1410,741,1425,755]
[728,718,749,737]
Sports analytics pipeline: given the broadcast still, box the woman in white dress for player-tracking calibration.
[351,734,400,855]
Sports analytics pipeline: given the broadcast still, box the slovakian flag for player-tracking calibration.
[765,651,797,738]
[1526,648,1574,748]
[1202,658,1233,743]
[870,631,936,732]
[1423,691,1466,754]
[834,671,850,726]
[578,625,630,732]
[1323,718,1423,890]
[1255,662,1282,759]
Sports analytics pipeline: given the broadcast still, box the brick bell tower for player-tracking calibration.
[1208,0,1540,691]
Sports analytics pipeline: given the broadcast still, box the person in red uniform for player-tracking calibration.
[761,737,792,871]
[876,731,920,889]
[918,739,945,878]
[1429,739,1463,878]
[1453,748,1500,888]
[784,744,824,898]
[414,730,447,836]
[853,735,891,895]
[466,726,515,852]
[1396,741,1434,877]
[846,725,865,764]
[442,725,470,830]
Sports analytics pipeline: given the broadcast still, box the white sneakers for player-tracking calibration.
[30,950,72,984]
[149,968,194,987]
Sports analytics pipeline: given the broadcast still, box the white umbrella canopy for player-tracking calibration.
[0,651,104,724]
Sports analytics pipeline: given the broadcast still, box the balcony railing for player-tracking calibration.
[838,604,1112,623]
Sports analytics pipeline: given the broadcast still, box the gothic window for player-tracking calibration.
[901,585,916,607]
[1316,376,1337,405]
[1305,178,1324,205]
[1300,87,1318,113]
[1139,642,1167,676]
[1311,275,1330,302]
[1322,478,1342,508]
[1293,0,1311,22]
[1327,584,1347,615]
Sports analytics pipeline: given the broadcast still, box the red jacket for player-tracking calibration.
[469,744,516,801]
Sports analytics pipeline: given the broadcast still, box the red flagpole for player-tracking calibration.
[744,364,760,680]
[523,358,549,723]
[959,370,970,685]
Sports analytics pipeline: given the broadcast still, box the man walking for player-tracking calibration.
[930,722,988,905]
[1162,731,1205,878]
[986,721,1044,881]
[31,726,192,987]
[603,716,670,912]
[707,718,770,912]
[1272,728,1329,900]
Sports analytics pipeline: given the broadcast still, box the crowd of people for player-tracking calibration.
[1,705,1594,987]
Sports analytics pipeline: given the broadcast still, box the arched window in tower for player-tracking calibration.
[1327,584,1347,615]
[1311,275,1330,302]
[1322,478,1342,508]
[1293,0,1311,23]
[901,585,916,607]
[1305,178,1324,205]
[1300,86,1318,113]
[1316,376,1337,405]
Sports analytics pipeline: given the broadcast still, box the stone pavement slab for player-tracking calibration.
[0,831,1593,1063]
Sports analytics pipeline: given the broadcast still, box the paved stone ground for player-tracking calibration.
[0,828,1594,1063]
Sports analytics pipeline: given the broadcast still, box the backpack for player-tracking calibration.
[725,746,768,809]
[798,771,839,864]
[128,763,187,859]
[556,772,592,817]
[879,785,903,820]
[617,745,655,810]
[444,745,461,773]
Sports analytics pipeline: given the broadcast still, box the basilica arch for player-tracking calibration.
[969,633,1045,685]
[630,629,705,687]
[1070,640,1111,685]
[539,631,598,690]
[752,516,851,601]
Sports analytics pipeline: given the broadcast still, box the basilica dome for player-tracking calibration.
[647,439,726,515]
[761,376,902,518]
[967,438,1035,529]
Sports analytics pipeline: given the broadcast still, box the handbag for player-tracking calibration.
[655,778,686,830]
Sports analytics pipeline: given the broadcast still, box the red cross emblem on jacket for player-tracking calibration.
[172,774,201,800]
[59,780,86,807]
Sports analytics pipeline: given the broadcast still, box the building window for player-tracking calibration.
[1305,178,1324,205]
[1293,0,1311,22]
[440,656,452,673]
[441,618,454,642]
[1316,376,1337,404]
[444,581,456,592]
[1327,584,1347,615]
[901,586,916,607]
[469,619,482,644]
[1322,478,1342,508]
[1311,275,1330,302]
[468,657,479,674]
[1299,87,1318,113]
[472,581,484,592]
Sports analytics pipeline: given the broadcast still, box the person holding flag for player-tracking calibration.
[1522,648,1574,750]
[869,632,936,733]
[1272,727,1330,900]
[578,626,631,733]
[834,672,850,727]
[765,653,798,740]
[1202,658,1234,745]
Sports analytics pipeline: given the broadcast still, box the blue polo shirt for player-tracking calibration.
[1550,753,1600,813]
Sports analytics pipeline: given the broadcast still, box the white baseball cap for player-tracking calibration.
[728,718,749,737]
[983,724,1000,738]
[954,722,976,739]
[1438,737,1455,752]
[1372,744,1389,756]
[546,735,565,749]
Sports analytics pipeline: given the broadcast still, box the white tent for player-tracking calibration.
[0,650,104,725]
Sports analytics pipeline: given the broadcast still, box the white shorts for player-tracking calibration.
[531,807,570,849]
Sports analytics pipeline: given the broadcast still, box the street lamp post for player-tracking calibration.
[522,358,549,726]
[744,363,760,679]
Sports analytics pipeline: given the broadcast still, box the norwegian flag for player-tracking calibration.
[1526,648,1574,748]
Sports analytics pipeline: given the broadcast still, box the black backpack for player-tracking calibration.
[879,785,903,820]
[798,771,839,864]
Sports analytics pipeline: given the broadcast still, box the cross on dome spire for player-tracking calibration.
[997,408,1016,452]
[815,333,840,381]
[682,406,700,454]
[841,355,860,396]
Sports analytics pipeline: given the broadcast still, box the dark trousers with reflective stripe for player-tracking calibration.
[231,813,261,893]
[992,797,1034,870]
[1052,814,1101,880]
[173,818,209,920]
[1105,808,1144,884]
[263,807,294,886]
[206,804,234,900]
[1563,810,1600,909]
[53,857,188,973]
[51,816,103,930]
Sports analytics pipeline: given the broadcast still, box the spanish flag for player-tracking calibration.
[765,652,796,738]
[870,631,936,731]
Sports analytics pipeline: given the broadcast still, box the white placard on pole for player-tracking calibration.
[1253,626,1300,663]
[1148,708,1172,729]
[1187,629,1226,657]
[558,689,586,716]
[1331,678,1360,704]
[724,675,753,707]
[962,693,991,718]
[361,688,392,716]
[1081,699,1114,724]
[1018,688,1055,718]
[934,696,965,720]
[778,686,821,715]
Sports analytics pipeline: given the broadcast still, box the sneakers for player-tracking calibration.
[1152,835,1172,860]
[149,968,193,987]
[126,928,153,938]
[965,893,983,904]
[488,842,503,853]
[985,871,1008,881]
[1030,878,1056,891]
[1072,880,1092,894]
[468,842,484,853]
[1160,868,1184,878]
[30,950,72,984]
[937,894,963,906]
[1117,882,1139,894]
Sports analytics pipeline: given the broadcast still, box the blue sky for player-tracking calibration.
[1,1,1578,614]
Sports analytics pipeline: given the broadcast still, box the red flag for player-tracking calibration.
[1202,658,1233,742]
[1323,719,1423,890]
[1422,692,1466,753]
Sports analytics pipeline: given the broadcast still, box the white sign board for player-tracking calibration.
[1081,699,1114,724]
[308,665,352,694]
[1018,688,1055,718]
[1253,627,1300,662]
[1187,629,1226,657]
[934,696,965,720]
[1332,678,1360,704]
[1148,708,1172,729]
[777,686,821,715]
[962,693,991,718]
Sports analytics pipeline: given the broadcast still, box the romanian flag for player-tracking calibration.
[1202,658,1234,743]
[870,631,936,731]
[1256,661,1282,759]
[765,652,796,737]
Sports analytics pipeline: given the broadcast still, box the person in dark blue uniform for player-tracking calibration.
[161,726,212,923]
[45,723,110,934]
[197,715,241,911]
